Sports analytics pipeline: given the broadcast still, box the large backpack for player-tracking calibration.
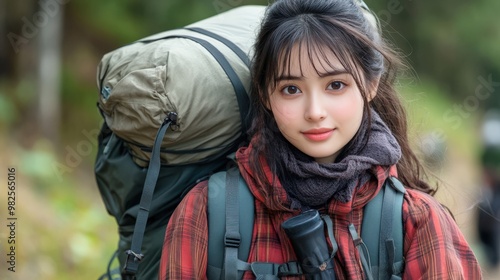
[207,166,406,279]
[94,6,266,279]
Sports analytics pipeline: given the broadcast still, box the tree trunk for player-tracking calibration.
[37,3,63,146]
[0,0,6,77]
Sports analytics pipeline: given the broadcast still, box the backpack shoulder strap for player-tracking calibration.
[207,166,254,280]
[361,176,406,279]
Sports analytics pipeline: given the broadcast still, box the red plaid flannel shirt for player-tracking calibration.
[159,145,482,279]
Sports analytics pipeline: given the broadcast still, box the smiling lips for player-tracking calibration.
[302,128,335,141]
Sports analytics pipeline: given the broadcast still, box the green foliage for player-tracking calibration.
[60,63,102,146]
[71,0,150,44]
[401,79,481,159]
[366,0,500,108]
[0,86,16,126]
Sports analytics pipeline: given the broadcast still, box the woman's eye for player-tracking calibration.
[327,81,345,91]
[282,85,301,95]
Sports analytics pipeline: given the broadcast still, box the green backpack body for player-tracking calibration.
[207,167,406,280]
[94,6,265,279]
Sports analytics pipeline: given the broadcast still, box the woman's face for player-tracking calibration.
[269,45,373,163]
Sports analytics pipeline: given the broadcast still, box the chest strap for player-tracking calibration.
[250,261,303,279]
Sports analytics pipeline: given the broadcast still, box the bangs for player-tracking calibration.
[265,15,368,96]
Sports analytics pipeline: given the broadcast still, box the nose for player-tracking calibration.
[304,93,327,121]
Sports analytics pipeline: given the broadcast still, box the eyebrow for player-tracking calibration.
[276,69,350,81]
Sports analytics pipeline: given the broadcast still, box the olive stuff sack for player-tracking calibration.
[94,6,265,279]
[207,169,406,280]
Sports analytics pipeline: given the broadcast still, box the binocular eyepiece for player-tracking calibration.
[281,210,337,280]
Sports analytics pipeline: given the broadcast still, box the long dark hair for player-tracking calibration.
[248,0,436,196]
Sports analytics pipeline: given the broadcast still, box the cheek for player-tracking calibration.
[336,94,364,114]
[330,94,364,122]
[270,99,298,127]
[271,105,292,129]
[330,104,352,120]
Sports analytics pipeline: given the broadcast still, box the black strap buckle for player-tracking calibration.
[121,249,144,279]
[278,261,303,276]
[224,232,241,248]
[125,250,144,262]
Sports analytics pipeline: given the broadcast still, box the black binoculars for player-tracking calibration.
[282,210,337,280]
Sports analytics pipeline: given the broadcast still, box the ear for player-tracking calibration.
[367,78,380,102]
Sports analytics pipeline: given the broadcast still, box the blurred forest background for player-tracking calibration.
[1,0,500,279]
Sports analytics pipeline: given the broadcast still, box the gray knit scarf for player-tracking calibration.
[276,109,401,209]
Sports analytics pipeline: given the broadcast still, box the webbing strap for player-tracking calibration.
[322,215,339,257]
[379,180,396,278]
[317,215,337,279]
[179,35,249,135]
[208,165,255,280]
[349,224,374,280]
[278,262,303,276]
[122,113,177,278]
[250,261,302,279]
[224,167,242,280]
[139,33,250,136]
[251,263,280,280]
[386,178,405,279]
[185,27,251,67]
[379,178,405,279]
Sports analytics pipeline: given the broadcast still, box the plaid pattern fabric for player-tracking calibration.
[159,182,209,280]
[159,145,482,279]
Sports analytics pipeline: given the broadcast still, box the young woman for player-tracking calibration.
[160,0,482,279]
